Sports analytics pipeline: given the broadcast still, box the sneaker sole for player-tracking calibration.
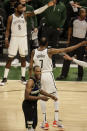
[0,82,6,86]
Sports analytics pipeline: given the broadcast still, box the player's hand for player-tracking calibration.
[66,40,70,44]
[51,95,58,101]
[63,54,73,61]
[48,1,54,7]
[40,96,49,101]
[81,41,87,45]
[5,40,9,48]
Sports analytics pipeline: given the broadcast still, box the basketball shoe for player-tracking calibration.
[53,120,64,129]
[21,77,27,85]
[0,78,7,86]
[40,121,49,130]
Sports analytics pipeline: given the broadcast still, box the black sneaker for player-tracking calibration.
[56,75,66,80]
[21,77,27,85]
[0,78,7,86]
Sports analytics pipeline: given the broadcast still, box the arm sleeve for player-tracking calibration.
[73,58,87,67]
[34,4,48,15]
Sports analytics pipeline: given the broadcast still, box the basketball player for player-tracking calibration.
[0,1,54,86]
[22,65,57,131]
[63,53,87,67]
[29,37,87,130]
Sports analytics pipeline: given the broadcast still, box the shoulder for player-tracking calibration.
[29,77,36,83]
[7,15,13,22]
[27,78,35,87]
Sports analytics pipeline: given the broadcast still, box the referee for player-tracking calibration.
[57,8,87,81]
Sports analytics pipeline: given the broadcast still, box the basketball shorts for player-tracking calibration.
[41,72,57,94]
[8,36,28,57]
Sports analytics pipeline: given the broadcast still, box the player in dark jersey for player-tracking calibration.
[22,65,57,131]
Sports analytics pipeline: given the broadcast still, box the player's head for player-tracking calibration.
[79,8,86,19]
[33,65,41,80]
[14,1,24,14]
[53,0,60,4]
[39,37,48,47]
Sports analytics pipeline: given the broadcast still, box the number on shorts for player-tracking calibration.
[40,60,43,68]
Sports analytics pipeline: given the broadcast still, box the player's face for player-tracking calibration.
[34,67,41,80]
[16,4,24,14]
[80,10,86,18]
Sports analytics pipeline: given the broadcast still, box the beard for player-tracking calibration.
[17,10,23,15]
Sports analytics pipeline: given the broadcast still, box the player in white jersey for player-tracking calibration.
[0,1,55,86]
[29,37,87,130]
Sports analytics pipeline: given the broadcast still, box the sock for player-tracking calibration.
[21,67,26,77]
[4,68,9,78]
[43,113,47,123]
[40,100,47,123]
[54,101,59,121]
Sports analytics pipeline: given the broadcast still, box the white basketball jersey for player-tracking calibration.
[33,48,53,72]
[11,14,27,37]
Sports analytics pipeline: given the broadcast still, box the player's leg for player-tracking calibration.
[0,57,14,86]
[32,103,38,130]
[22,100,35,131]
[19,36,28,84]
[0,37,18,86]
[40,100,49,130]
[20,56,27,84]
[53,92,64,129]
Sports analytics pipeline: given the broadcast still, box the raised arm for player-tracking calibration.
[25,1,54,17]
[29,50,34,77]
[48,41,87,57]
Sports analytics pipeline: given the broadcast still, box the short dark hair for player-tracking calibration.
[14,1,21,8]
[39,37,48,46]
[33,65,40,71]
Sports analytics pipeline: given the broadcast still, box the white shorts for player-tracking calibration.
[41,72,57,94]
[8,36,28,57]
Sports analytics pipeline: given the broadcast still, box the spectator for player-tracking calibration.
[57,8,87,81]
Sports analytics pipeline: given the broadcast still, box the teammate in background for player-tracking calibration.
[29,37,87,130]
[22,65,57,131]
[64,53,87,67]
[0,1,54,86]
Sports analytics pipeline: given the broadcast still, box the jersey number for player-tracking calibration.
[18,24,21,30]
[40,60,43,68]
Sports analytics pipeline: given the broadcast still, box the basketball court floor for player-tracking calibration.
[0,80,87,131]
